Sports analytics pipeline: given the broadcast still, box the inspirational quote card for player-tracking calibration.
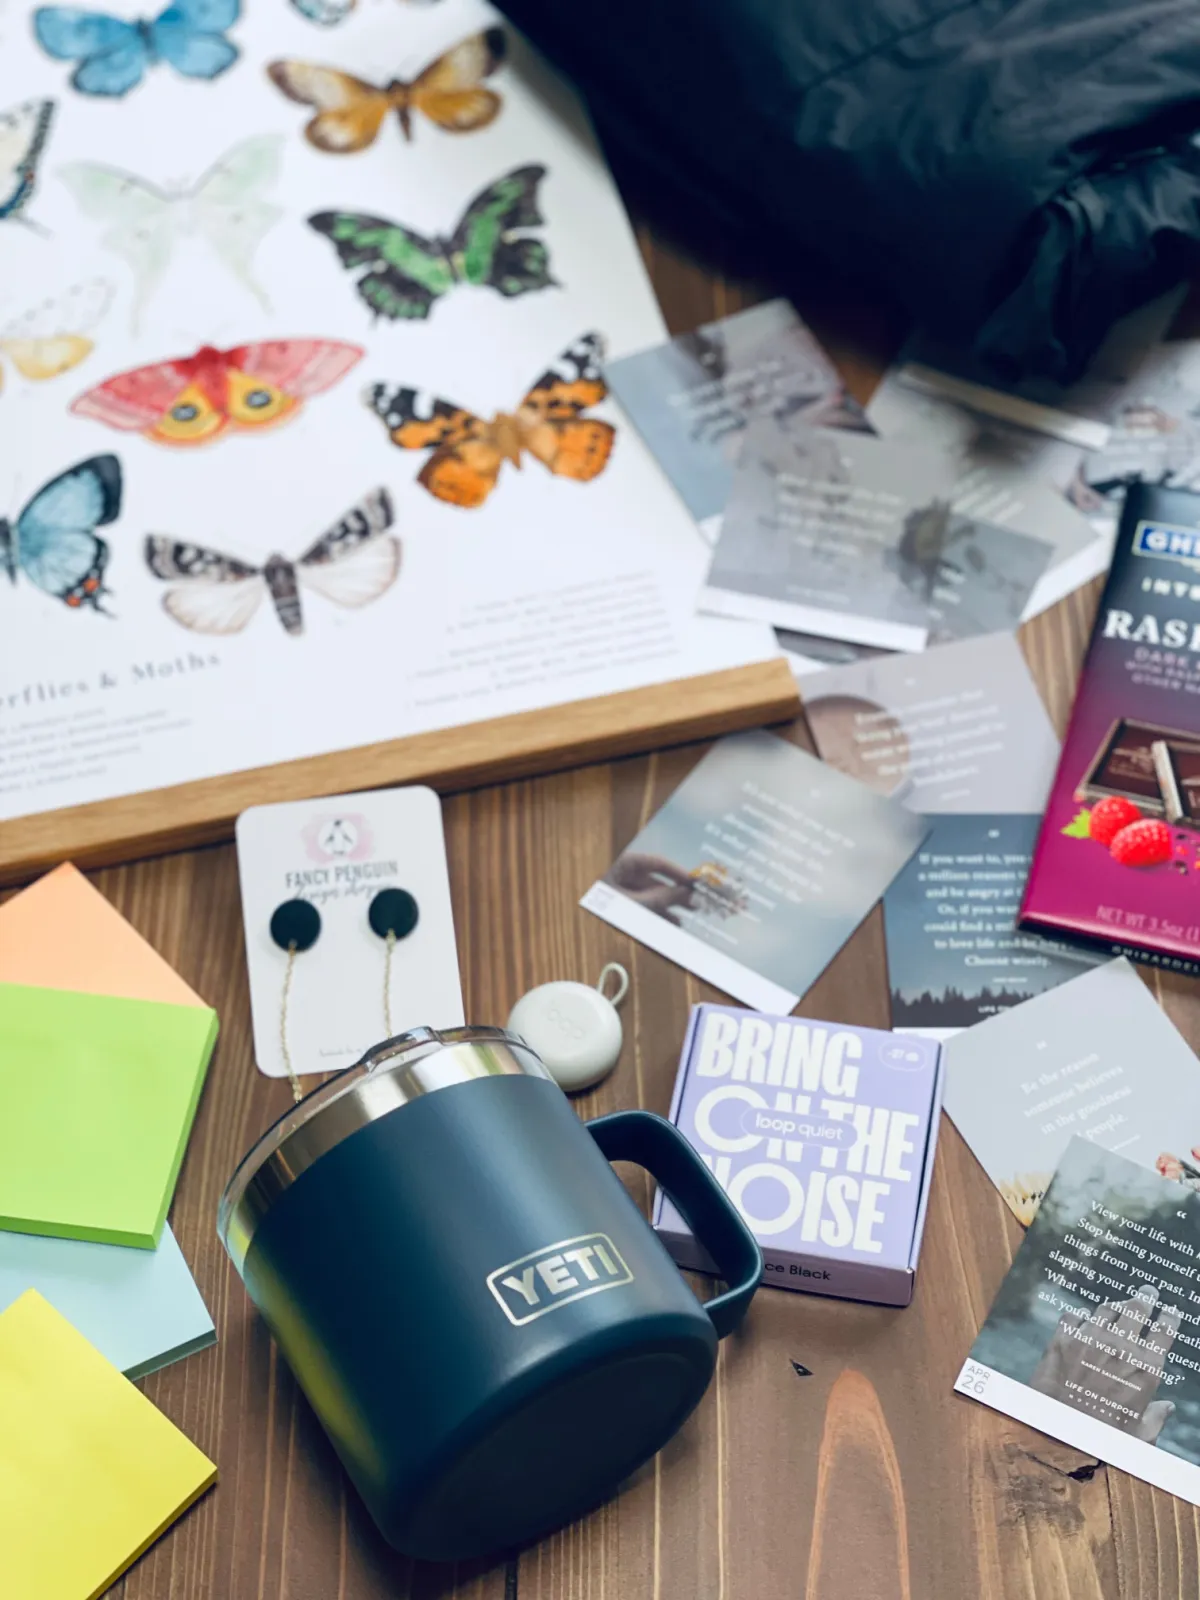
[701,425,956,652]
[862,295,1183,609]
[580,729,928,1012]
[957,1137,1200,1508]
[605,298,869,537]
[943,958,1200,1225]
[700,424,1054,653]
[802,632,1060,815]
[884,814,1100,1037]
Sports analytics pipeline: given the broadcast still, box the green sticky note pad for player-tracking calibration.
[0,984,218,1249]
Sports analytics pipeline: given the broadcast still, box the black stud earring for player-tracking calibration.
[270,898,322,1103]
[368,888,419,1037]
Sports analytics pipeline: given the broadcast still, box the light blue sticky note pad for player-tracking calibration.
[0,1223,215,1380]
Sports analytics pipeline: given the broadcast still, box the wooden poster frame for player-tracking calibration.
[0,658,800,885]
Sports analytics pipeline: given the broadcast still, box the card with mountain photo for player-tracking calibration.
[942,957,1200,1226]
[884,814,1101,1037]
[699,423,1052,651]
[580,729,927,1012]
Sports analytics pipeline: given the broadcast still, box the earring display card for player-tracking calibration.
[236,787,463,1082]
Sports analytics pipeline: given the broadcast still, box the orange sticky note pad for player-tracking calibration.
[0,1289,216,1600]
[0,863,203,1006]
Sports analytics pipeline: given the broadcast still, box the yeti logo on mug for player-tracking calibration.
[486,1232,633,1326]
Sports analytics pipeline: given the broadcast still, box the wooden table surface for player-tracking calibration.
[49,208,1200,1600]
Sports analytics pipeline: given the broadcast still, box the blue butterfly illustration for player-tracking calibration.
[0,99,54,225]
[33,0,240,98]
[0,455,121,611]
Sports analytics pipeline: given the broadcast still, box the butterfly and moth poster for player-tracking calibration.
[0,0,775,831]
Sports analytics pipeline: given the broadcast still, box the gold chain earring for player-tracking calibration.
[368,888,419,1039]
[269,898,322,1103]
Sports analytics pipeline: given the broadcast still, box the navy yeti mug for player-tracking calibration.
[218,1025,762,1560]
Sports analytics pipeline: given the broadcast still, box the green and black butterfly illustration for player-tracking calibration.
[307,164,555,322]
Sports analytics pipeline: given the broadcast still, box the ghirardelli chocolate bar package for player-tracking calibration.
[654,1004,945,1306]
[1023,483,1200,972]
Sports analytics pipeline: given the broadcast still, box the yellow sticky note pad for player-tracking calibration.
[0,1290,217,1600]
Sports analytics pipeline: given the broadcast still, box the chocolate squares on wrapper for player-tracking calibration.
[1152,739,1200,828]
[1075,717,1175,814]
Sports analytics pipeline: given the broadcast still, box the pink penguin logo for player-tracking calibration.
[301,812,374,864]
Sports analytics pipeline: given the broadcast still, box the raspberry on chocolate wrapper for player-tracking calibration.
[1088,795,1143,846]
[1110,818,1172,869]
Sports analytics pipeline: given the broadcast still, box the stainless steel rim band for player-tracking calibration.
[218,1026,550,1276]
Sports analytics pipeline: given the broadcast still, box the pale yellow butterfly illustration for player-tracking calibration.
[0,279,113,393]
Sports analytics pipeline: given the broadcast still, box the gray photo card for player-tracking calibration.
[943,958,1200,1226]
[865,372,1108,616]
[951,460,1102,621]
[862,305,1200,619]
[921,513,1053,645]
[775,626,892,676]
[802,631,1060,814]
[701,423,1053,651]
[580,729,929,1012]
[605,298,869,531]
[700,424,957,651]
[957,1137,1200,1506]
[884,814,1101,1036]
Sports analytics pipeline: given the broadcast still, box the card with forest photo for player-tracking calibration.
[883,814,1100,1036]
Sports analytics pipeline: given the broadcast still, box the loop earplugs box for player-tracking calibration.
[654,1004,945,1305]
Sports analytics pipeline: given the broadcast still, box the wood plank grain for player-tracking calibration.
[805,1370,911,1600]
[0,659,799,887]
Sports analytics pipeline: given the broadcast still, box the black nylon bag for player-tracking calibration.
[499,0,1200,382]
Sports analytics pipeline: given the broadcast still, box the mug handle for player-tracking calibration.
[587,1108,763,1338]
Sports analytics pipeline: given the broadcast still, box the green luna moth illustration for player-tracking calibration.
[306,163,556,322]
[58,136,284,331]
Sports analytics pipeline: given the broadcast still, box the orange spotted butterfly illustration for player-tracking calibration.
[364,333,616,508]
[70,337,364,447]
[267,28,504,153]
